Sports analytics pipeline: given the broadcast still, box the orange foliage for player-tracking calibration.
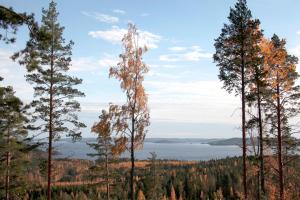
[109,23,150,154]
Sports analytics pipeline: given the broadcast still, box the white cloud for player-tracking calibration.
[150,64,179,69]
[145,80,240,124]
[160,46,212,62]
[98,57,118,68]
[71,55,118,72]
[88,26,161,49]
[0,48,33,101]
[82,11,119,23]
[148,71,180,79]
[290,45,300,58]
[113,9,126,15]
[297,31,300,35]
[88,26,126,44]
[168,46,186,51]
[289,45,300,71]
[141,13,150,17]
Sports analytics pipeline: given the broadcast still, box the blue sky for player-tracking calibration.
[1,0,300,138]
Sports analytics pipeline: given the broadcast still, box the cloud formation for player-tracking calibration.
[168,46,186,51]
[71,55,118,72]
[82,11,119,23]
[160,46,212,62]
[88,26,161,49]
[112,9,126,15]
[145,80,239,124]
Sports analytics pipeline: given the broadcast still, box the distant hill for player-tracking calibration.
[144,138,221,144]
[208,138,254,146]
[59,137,249,146]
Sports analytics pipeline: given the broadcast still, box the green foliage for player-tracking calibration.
[0,81,32,199]
[144,152,163,200]
[214,0,262,95]
[12,1,86,141]
[0,5,35,44]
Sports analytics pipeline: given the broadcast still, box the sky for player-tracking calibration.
[1,0,300,138]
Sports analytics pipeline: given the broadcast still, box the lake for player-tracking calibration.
[53,139,242,161]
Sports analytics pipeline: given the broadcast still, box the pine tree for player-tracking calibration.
[0,5,35,44]
[245,25,266,198]
[260,34,299,200]
[145,152,163,200]
[214,0,262,197]
[109,23,150,200]
[88,109,115,200]
[0,81,30,200]
[12,2,85,200]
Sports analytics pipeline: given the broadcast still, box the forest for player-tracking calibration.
[0,0,300,199]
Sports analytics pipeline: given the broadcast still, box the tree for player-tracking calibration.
[12,2,85,200]
[0,7,37,199]
[213,0,262,198]
[244,24,266,198]
[137,189,146,200]
[260,34,299,200]
[170,184,177,200]
[109,23,150,200]
[0,5,35,44]
[145,152,163,200]
[88,109,116,200]
[0,82,29,200]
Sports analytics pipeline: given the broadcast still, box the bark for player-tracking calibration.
[5,126,10,200]
[47,15,54,200]
[257,84,265,195]
[105,150,110,200]
[276,74,284,200]
[241,45,248,199]
[130,114,135,200]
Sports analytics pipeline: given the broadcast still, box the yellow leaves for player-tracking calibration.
[112,136,128,156]
[107,23,150,157]
[91,110,111,138]
[260,36,297,95]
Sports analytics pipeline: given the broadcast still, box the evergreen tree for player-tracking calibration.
[245,25,266,198]
[12,2,85,199]
[0,5,35,44]
[214,0,262,197]
[109,23,150,200]
[0,81,29,200]
[145,152,163,200]
[88,109,115,200]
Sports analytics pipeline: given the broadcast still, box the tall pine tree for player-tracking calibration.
[0,81,30,200]
[12,2,85,200]
[214,0,262,198]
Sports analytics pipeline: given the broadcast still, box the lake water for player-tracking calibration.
[53,140,242,161]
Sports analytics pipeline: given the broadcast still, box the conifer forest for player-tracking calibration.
[0,0,299,199]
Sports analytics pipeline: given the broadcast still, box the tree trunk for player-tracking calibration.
[276,74,284,200]
[47,10,55,200]
[47,60,54,200]
[130,114,135,200]
[241,48,247,199]
[257,84,265,195]
[105,153,110,200]
[5,126,10,200]
[256,169,260,200]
